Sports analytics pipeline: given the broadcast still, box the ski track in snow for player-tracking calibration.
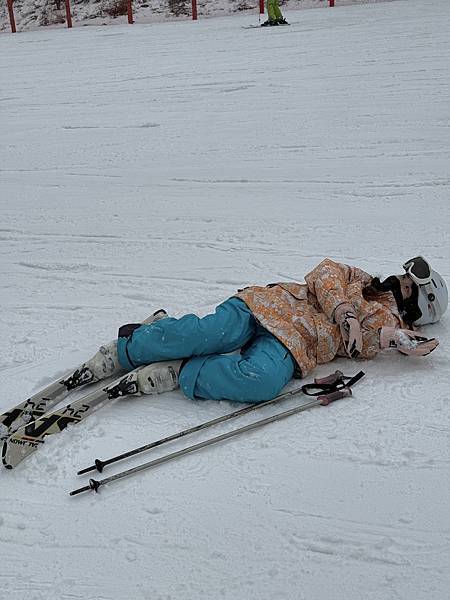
[1,1,450,599]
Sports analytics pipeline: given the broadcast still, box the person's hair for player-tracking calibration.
[362,276,419,327]
[362,278,393,303]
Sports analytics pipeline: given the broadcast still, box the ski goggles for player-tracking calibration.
[403,256,432,286]
[403,256,438,317]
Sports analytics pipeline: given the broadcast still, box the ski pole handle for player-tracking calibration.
[318,388,352,406]
[314,370,344,386]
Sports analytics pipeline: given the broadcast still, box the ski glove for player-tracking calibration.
[379,327,439,356]
[334,303,363,359]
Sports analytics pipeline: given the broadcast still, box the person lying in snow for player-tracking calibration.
[86,256,447,404]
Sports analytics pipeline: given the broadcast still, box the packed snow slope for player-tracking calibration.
[0,0,387,32]
[1,1,449,598]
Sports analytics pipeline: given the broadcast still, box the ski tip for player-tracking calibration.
[141,309,168,325]
[1,434,39,469]
[1,441,13,469]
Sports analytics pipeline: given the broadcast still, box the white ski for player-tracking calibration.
[2,366,145,469]
[0,310,166,442]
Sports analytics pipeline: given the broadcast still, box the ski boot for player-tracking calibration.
[136,360,183,395]
[106,360,183,398]
[68,310,169,388]
[261,19,278,26]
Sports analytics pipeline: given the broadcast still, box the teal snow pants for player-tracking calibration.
[117,298,295,403]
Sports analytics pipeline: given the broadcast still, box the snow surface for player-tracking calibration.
[0,0,389,33]
[1,1,449,598]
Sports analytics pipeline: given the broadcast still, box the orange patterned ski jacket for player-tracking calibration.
[235,258,406,377]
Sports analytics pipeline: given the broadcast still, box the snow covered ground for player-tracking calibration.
[1,0,449,598]
[0,0,389,33]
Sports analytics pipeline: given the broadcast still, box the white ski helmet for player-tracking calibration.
[403,256,448,326]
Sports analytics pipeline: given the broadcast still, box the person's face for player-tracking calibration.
[398,274,414,300]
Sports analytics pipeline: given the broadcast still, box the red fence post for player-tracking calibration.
[192,0,197,20]
[65,0,72,28]
[7,0,16,33]
[127,0,133,23]
[259,0,264,14]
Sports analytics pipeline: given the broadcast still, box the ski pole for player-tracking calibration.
[69,386,355,497]
[77,383,307,475]
[76,369,363,476]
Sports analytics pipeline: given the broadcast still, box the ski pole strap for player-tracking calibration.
[342,370,365,388]
[301,370,365,396]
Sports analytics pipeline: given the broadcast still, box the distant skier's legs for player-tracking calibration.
[262,0,286,25]
[268,0,283,21]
